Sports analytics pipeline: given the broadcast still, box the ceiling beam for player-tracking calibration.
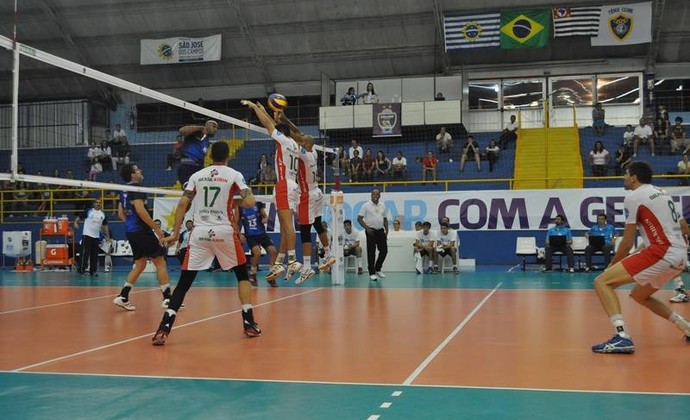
[646,0,666,73]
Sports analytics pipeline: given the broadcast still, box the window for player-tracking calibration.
[550,77,594,107]
[597,75,640,105]
[502,79,543,109]
[468,82,499,110]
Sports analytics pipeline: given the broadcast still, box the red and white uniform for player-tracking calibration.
[183,165,247,271]
[621,184,688,288]
[297,147,324,225]
[271,128,300,211]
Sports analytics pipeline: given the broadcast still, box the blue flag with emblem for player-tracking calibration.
[444,12,500,50]
[500,10,550,49]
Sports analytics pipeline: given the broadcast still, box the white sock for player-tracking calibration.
[276,253,285,264]
[242,304,253,312]
[610,314,629,338]
[323,245,331,255]
[123,282,133,289]
[160,283,171,293]
[673,276,685,290]
[303,256,311,267]
[250,265,257,274]
[669,312,690,334]
[287,250,296,262]
[356,257,362,268]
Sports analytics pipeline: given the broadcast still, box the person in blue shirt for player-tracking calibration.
[177,119,218,187]
[234,201,278,287]
[541,214,575,272]
[112,163,172,311]
[340,87,363,106]
[584,214,617,272]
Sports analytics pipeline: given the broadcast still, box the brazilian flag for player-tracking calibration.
[500,10,550,49]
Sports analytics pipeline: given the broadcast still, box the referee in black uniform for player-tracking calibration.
[357,189,388,281]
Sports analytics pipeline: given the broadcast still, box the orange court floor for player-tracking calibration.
[0,267,689,419]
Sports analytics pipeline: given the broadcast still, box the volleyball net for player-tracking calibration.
[0,33,337,222]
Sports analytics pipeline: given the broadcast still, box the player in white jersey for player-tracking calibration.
[277,115,336,284]
[152,142,260,345]
[435,222,458,273]
[592,161,690,354]
[242,100,303,282]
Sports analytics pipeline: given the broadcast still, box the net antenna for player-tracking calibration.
[0,33,337,194]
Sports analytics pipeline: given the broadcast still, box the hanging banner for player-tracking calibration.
[2,231,32,258]
[590,2,652,46]
[155,187,690,232]
[140,35,222,65]
[372,103,402,137]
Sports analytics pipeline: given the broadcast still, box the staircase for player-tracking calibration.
[513,127,582,189]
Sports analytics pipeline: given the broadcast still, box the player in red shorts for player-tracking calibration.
[592,161,690,353]
[243,100,303,282]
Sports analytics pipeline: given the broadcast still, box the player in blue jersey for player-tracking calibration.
[177,119,218,186]
[112,164,172,311]
[235,201,278,287]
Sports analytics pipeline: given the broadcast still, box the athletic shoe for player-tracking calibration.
[267,278,278,288]
[357,267,363,275]
[591,334,635,354]
[104,266,111,273]
[113,296,135,311]
[266,264,285,282]
[425,267,434,274]
[285,261,303,281]
[540,267,552,272]
[369,274,378,281]
[249,272,258,287]
[415,269,422,274]
[295,267,315,285]
[318,254,336,272]
[376,271,386,278]
[568,267,575,273]
[242,308,261,338]
[152,312,176,346]
[453,266,459,274]
[670,291,689,303]
[584,267,590,272]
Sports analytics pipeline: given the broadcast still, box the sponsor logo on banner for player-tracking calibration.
[141,34,222,65]
[372,103,401,137]
[609,13,633,41]
[154,187,690,233]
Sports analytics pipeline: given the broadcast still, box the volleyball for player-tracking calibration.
[268,93,288,112]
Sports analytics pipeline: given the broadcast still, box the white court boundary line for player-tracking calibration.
[0,288,158,315]
[402,282,503,385]
[12,288,322,372]
[3,370,689,397]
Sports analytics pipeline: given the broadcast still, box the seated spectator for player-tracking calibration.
[9,182,29,217]
[485,139,500,172]
[32,169,50,214]
[87,142,103,181]
[589,140,610,177]
[343,219,363,274]
[499,115,518,149]
[435,222,458,273]
[362,82,378,104]
[633,118,654,157]
[349,149,363,182]
[436,127,453,154]
[391,150,407,179]
[421,151,438,182]
[434,92,445,101]
[678,154,690,186]
[113,124,127,143]
[392,219,402,232]
[671,117,689,155]
[541,214,574,272]
[413,221,436,274]
[362,149,375,181]
[592,103,606,136]
[460,135,481,172]
[348,140,364,160]
[654,115,670,154]
[99,140,113,171]
[622,124,634,150]
[337,148,349,180]
[375,150,391,178]
[112,137,131,171]
[584,214,616,271]
[341,87,362,106]
[657,104,668,121]
[260,164,277,184]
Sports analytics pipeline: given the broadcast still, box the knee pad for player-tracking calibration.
[313,217,326,234]
[300,224,312,243]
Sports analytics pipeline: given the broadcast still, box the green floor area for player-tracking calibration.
[1,372,687,420]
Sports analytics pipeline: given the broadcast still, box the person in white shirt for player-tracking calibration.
[633,118,654,157]
[391,150,407,179]
[357,189,388,281]
[361,82,379,104]
[343,219,363,274]
[499,115,518,149]
[678,154,690,186]
[436,127,453,154]
[414,221,436,274]
[589,140,610,177]
[435,222,458,273]
[74,199,109,277]
[113,124,127,141]
[348,139,364,160]
[622,124,634,149]
[175,220,194,264]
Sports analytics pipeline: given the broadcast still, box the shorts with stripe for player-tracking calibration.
[183,225,247,271]
[620,245,687,289]
[298,188,324,225]
[273,179,299,212]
